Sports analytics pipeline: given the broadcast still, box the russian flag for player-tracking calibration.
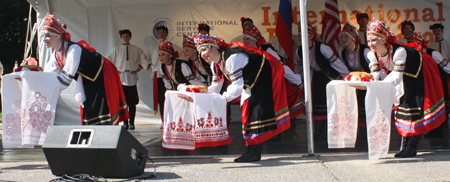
[276,0,295,70]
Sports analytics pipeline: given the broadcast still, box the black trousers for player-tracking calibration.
[122,85,139,126]
[158,78,167,123]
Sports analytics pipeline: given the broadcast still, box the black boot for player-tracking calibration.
[123,120,129,129]
[394,136,409,158]
[400,134,422,158]
[234,144,262,162]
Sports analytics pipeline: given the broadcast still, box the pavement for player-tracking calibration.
[1,121,450,181]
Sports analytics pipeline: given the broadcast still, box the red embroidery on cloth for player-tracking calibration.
[368,108,390,154]
[329,96,356,138]
[22,92,53,132]
[4,99,22,138]
[197,112,223,128]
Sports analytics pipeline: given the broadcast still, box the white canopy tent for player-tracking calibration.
[26,0,450,155]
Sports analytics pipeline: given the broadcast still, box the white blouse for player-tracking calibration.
[367,47,407,105]
[266,47,302,86]
[160,60,205,90]
[208,52,248,103]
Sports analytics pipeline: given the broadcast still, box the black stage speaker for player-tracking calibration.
[42,125,148,178]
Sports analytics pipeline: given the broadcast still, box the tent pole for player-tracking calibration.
[299,0,315,155]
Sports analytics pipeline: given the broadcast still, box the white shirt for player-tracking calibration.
[429,39,450,62]
[265,47,302,86]
[44,43,86,106]
[295,43,350,81]
[44,43,81,91]
[160,60,205,90]
[106,44,144,86]
[429,49,450,74]
[208,53,248,102]
[367,47,407,105]
[141,41,184,78]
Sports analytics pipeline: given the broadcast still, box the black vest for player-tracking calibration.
[297,41,340,80]
[188,57,212,81]
[376,44,421,78]
[161,59,193,89]
[341,44,370,72]
[66,41,103,82]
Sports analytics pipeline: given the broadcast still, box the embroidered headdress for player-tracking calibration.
[182,35,196,49]
[242,22,266,47]
[42,13,71,41]
[159,40,179,58]
[341,23,360,43]
[193,34,226,51]
[367,19,397,48]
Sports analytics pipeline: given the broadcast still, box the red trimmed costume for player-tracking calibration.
[194,34,291,162]
[241,21,305,119]
[42,14,129,125]
[367,19,446,158]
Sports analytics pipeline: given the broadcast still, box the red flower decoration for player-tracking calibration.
[155,26,159,31]
[118,30,122,34]
[240,17,245,22]
[429,25,433,30]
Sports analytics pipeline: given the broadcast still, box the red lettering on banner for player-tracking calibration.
[267,28,276,39]
[404,8,420,22]
[365,6,376,20]
[340,10,348,25]
[349,11,360,24]
[437,2,445,21]
[308,11,318,25]
[387,9,402,23]
[377,4,386,23]
[262,7,271,26]
[273,11,279,25]
[422,8,436,22]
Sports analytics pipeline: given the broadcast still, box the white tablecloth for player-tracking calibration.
[162,91,230,150]
[327,81,395,161]
[2,71,60,148]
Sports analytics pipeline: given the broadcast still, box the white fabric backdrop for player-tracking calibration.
[27,0,449,124]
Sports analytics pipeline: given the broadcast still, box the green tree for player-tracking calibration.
[0,0,36,74]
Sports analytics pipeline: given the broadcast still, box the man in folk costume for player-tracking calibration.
[42,13,129,125]
[194,34,291,162]
[355,13,369,45]
[198,23,210,35]
[242,21,305,119]
[340,23,371,129]
[182,35,212,85]
[230,17,254,43]
[141,26,183,125]
[159,40,205,91]
[295,23,350,140]
[407,32,450,138]
[429,23,450,62]
[365,19,445,157]
[107,29,145,129]
[397,20,415,44]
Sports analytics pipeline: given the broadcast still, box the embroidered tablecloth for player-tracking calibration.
[162,91,230,150]
[327,81,395,161]
[2,71,60,148]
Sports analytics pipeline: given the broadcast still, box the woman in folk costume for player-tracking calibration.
[365,19,446,158]
[407,31,450,138]
[241,21,305,119]
[397,20,415,44]
[159,40,205,91]
[340,23,371,127]
[42,13,129,125]
[295,23,350,140]
[194,34,291,162]
[182,35,212,85]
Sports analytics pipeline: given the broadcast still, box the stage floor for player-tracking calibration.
[1,119,449,161]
